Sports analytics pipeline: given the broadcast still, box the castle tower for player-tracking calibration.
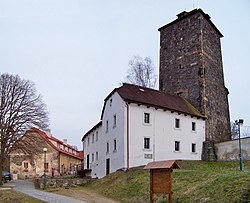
[159,9,231,146]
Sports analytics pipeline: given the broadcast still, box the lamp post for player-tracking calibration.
[43,147,47,190]
[235,119,244,171]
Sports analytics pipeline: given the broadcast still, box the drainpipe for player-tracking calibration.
[126,102,130,170]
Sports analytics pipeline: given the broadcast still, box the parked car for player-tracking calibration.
[2,171,11,181]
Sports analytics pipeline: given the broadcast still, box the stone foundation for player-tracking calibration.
[202,141,217,161]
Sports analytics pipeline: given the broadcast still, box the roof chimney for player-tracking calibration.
[177,11,189,19]
[63,139,67,145]
[46,130,52,138]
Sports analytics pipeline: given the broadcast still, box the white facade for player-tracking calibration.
[83,86,206,179]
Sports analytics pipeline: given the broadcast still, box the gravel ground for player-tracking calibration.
[5,180,88,203]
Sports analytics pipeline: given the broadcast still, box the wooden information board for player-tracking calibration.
[144,160,179,203]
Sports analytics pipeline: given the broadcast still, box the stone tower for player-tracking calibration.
[159,9,231,148]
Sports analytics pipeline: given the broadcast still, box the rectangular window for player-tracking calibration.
[175,141,180,151]
[177,91,183,96]
[144,138,150,149]
[113,114,117,128]
[106,120,109,133]
[192,143,196,153]
[92,134,94,143]
[96,131,98,141]
[87,137,90,146]
[144,113,150,124]
[92,153,94,162]
[175,118,180,128]
[96,152,98,161]
[24,162,28,172]
[192,122,196,131]
[106,142,109,153]
[114,139,117,151]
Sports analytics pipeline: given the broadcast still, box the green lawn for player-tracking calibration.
[84,161,250,203]
[0,189,46,203]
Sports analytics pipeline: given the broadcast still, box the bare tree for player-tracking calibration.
[126,55,157,88]
[0,73,49,185]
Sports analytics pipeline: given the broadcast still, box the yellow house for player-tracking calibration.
[10,128,83,179]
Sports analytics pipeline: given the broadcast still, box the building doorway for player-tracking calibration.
[87,154,90,169]
[106,158,110,175]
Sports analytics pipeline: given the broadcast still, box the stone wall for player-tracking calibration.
[215,137,250,161]
[158,9,231,143]
[37,177,88,189]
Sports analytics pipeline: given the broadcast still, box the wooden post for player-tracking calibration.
[168,169,172,203]
[150,170,154,203]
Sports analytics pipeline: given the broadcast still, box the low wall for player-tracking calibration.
[215,137,250,161]
[36,177,88,189]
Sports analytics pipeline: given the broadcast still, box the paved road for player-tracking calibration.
[5,180,88,203]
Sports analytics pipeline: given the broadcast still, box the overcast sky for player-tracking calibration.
[1,0,249,149]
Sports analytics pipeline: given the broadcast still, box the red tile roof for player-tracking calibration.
[28,128,83,160]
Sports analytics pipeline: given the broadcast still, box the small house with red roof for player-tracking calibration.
[10,128,83,179]
[82,83,206,179]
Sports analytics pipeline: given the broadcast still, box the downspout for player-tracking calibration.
[126,102,130,170]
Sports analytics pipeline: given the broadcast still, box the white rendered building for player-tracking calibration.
[82,83,206,178]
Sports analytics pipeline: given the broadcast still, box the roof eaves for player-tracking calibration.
[28,128,83,160]
[124,98,206,119]
[82,121,102,141]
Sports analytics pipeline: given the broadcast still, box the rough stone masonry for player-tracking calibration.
[158,9,231,159]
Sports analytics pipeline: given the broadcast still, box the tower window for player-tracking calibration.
[176,92,183,96]
[179,64,183,69]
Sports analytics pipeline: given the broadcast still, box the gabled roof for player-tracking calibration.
[144,160,180,169]
[28,128,83,160]
[81,121,102,141]
[158,8,223,37]
[101,83,206,119]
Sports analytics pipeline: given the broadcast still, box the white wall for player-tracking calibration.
[83,93,206,179]
[83,92,126,178]
[128,103,205,168]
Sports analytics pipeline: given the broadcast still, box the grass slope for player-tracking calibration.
[85,161,250,203]
[0,189,46,203]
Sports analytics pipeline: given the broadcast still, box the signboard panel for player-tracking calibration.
[152,169,171,193]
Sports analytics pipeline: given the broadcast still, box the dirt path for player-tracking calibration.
[51,188,119,203]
